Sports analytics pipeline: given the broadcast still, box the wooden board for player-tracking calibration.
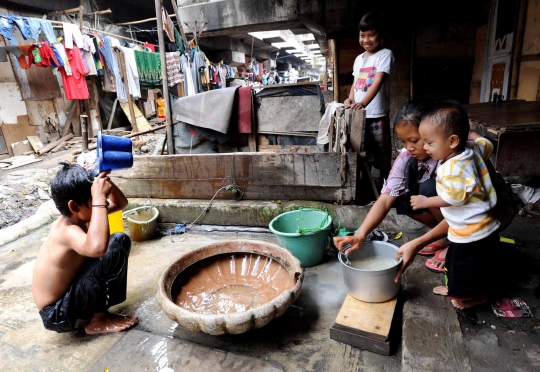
[111,153,357,201]
[258,145,325,153]
[120,102,152,132]
[256,96,321,133]
[26,136,43,152]
[11,140,33,156]
[335,294,397,339]
[0,116,37,156]
[330,293,400,355]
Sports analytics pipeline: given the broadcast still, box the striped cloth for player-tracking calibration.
[436,138,500,243]
[134,50,162,89]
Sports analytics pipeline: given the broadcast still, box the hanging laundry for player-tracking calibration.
[37,19,57,44]
[28,44,60,67]
[11,15,41,41]
[174,28,184,53]
[134,50,162,89]
[15,44,34,69]
[51,43,71,75]
[180,54,196,96]
[59,45,89,100]
[102,64,117,92]
[62,23,84,49]
[118,46,141,99]
[100,36,126,101]
[0,14,17,45]
[144,42,155,52]
[49,44,64,68]
[162,7,175,42]
[0,45,22,62]
[166,51,183,87]
[191,51,206,93]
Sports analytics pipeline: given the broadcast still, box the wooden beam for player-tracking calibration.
[155,0,175,154]
[37,134,74,156]
[48,6,82,16]
[80,115,89,152]
[107,98,119,130]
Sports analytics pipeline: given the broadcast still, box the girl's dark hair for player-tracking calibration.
[157,91,163,98]
[394,98,436,128]
[51,162,94,216]
[421,100,470,148]
[358,12,386,35]
[394,99,436,202]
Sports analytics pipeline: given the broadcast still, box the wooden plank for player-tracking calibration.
[111,178,356,201]
[107,98,119,130]
[256,96,321,133]
[330,324,390,356]
[26,136,43,152]
[113,153,356,187]
[11,140,33,156]
[37,134,74,156]
[335,294,397,339]
[119,102,152,132]
[402,304,471,372]
[248,92,257,152]
[347,109,365,153]
[258,145,325,153]
[62,102,79,136]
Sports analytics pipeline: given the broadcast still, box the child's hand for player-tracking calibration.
[91,171,112,202]
[344,98,352,108]
[334,235,364,256]
[394,241,418,283]
[410,195,428,210]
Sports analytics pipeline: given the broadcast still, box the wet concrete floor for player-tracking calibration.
[0,225,401,372]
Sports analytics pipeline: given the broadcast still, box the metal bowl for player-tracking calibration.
[338,241,402,303]
[156,240,303,335]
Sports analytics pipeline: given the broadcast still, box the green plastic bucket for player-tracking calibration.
[269,209,332,267]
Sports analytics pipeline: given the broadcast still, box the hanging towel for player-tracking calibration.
[162,8,175,42]
[62,23,84,49]
[144,42,155,52]
[134,50,162,89]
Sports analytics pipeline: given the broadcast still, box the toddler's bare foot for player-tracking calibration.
[85,311,138,335]
[433,286,448,296]
[451,295,488,310]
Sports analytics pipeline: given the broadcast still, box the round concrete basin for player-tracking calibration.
[156,240,304,335]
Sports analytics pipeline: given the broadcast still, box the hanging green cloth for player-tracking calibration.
[174,28,184,54]
[134,50,162,89]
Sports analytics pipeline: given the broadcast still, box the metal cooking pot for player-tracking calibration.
[338,241,402,303]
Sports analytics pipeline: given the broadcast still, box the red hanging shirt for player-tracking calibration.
[59,45,90,100]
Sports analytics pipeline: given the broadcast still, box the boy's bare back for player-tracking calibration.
[32,217,88,310]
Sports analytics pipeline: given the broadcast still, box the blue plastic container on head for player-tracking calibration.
[97,132,133,173]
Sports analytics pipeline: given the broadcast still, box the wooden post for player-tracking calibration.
[107,98,119,130]
[332,39,339,103]
[117,50,139,132]
[80,115,89,152]
[155,0,174,154]
[169,0,188,45]
[509,0,528,100]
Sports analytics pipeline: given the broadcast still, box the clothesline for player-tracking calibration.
[49,20,144,45]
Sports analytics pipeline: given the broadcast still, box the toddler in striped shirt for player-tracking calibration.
[410,101,500,310]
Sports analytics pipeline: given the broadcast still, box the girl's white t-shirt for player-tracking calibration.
[351,48,394,118]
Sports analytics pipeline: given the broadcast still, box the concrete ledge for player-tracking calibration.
[127,199,427,233]
[0,200,60,247]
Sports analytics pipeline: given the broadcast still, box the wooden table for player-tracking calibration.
[463,101,540,178]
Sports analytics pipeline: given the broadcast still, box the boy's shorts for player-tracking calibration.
[394,178,437,215]
[39,233,131,333]
[445,232,499,300]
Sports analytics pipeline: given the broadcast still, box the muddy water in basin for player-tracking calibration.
[172,253,295,315]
